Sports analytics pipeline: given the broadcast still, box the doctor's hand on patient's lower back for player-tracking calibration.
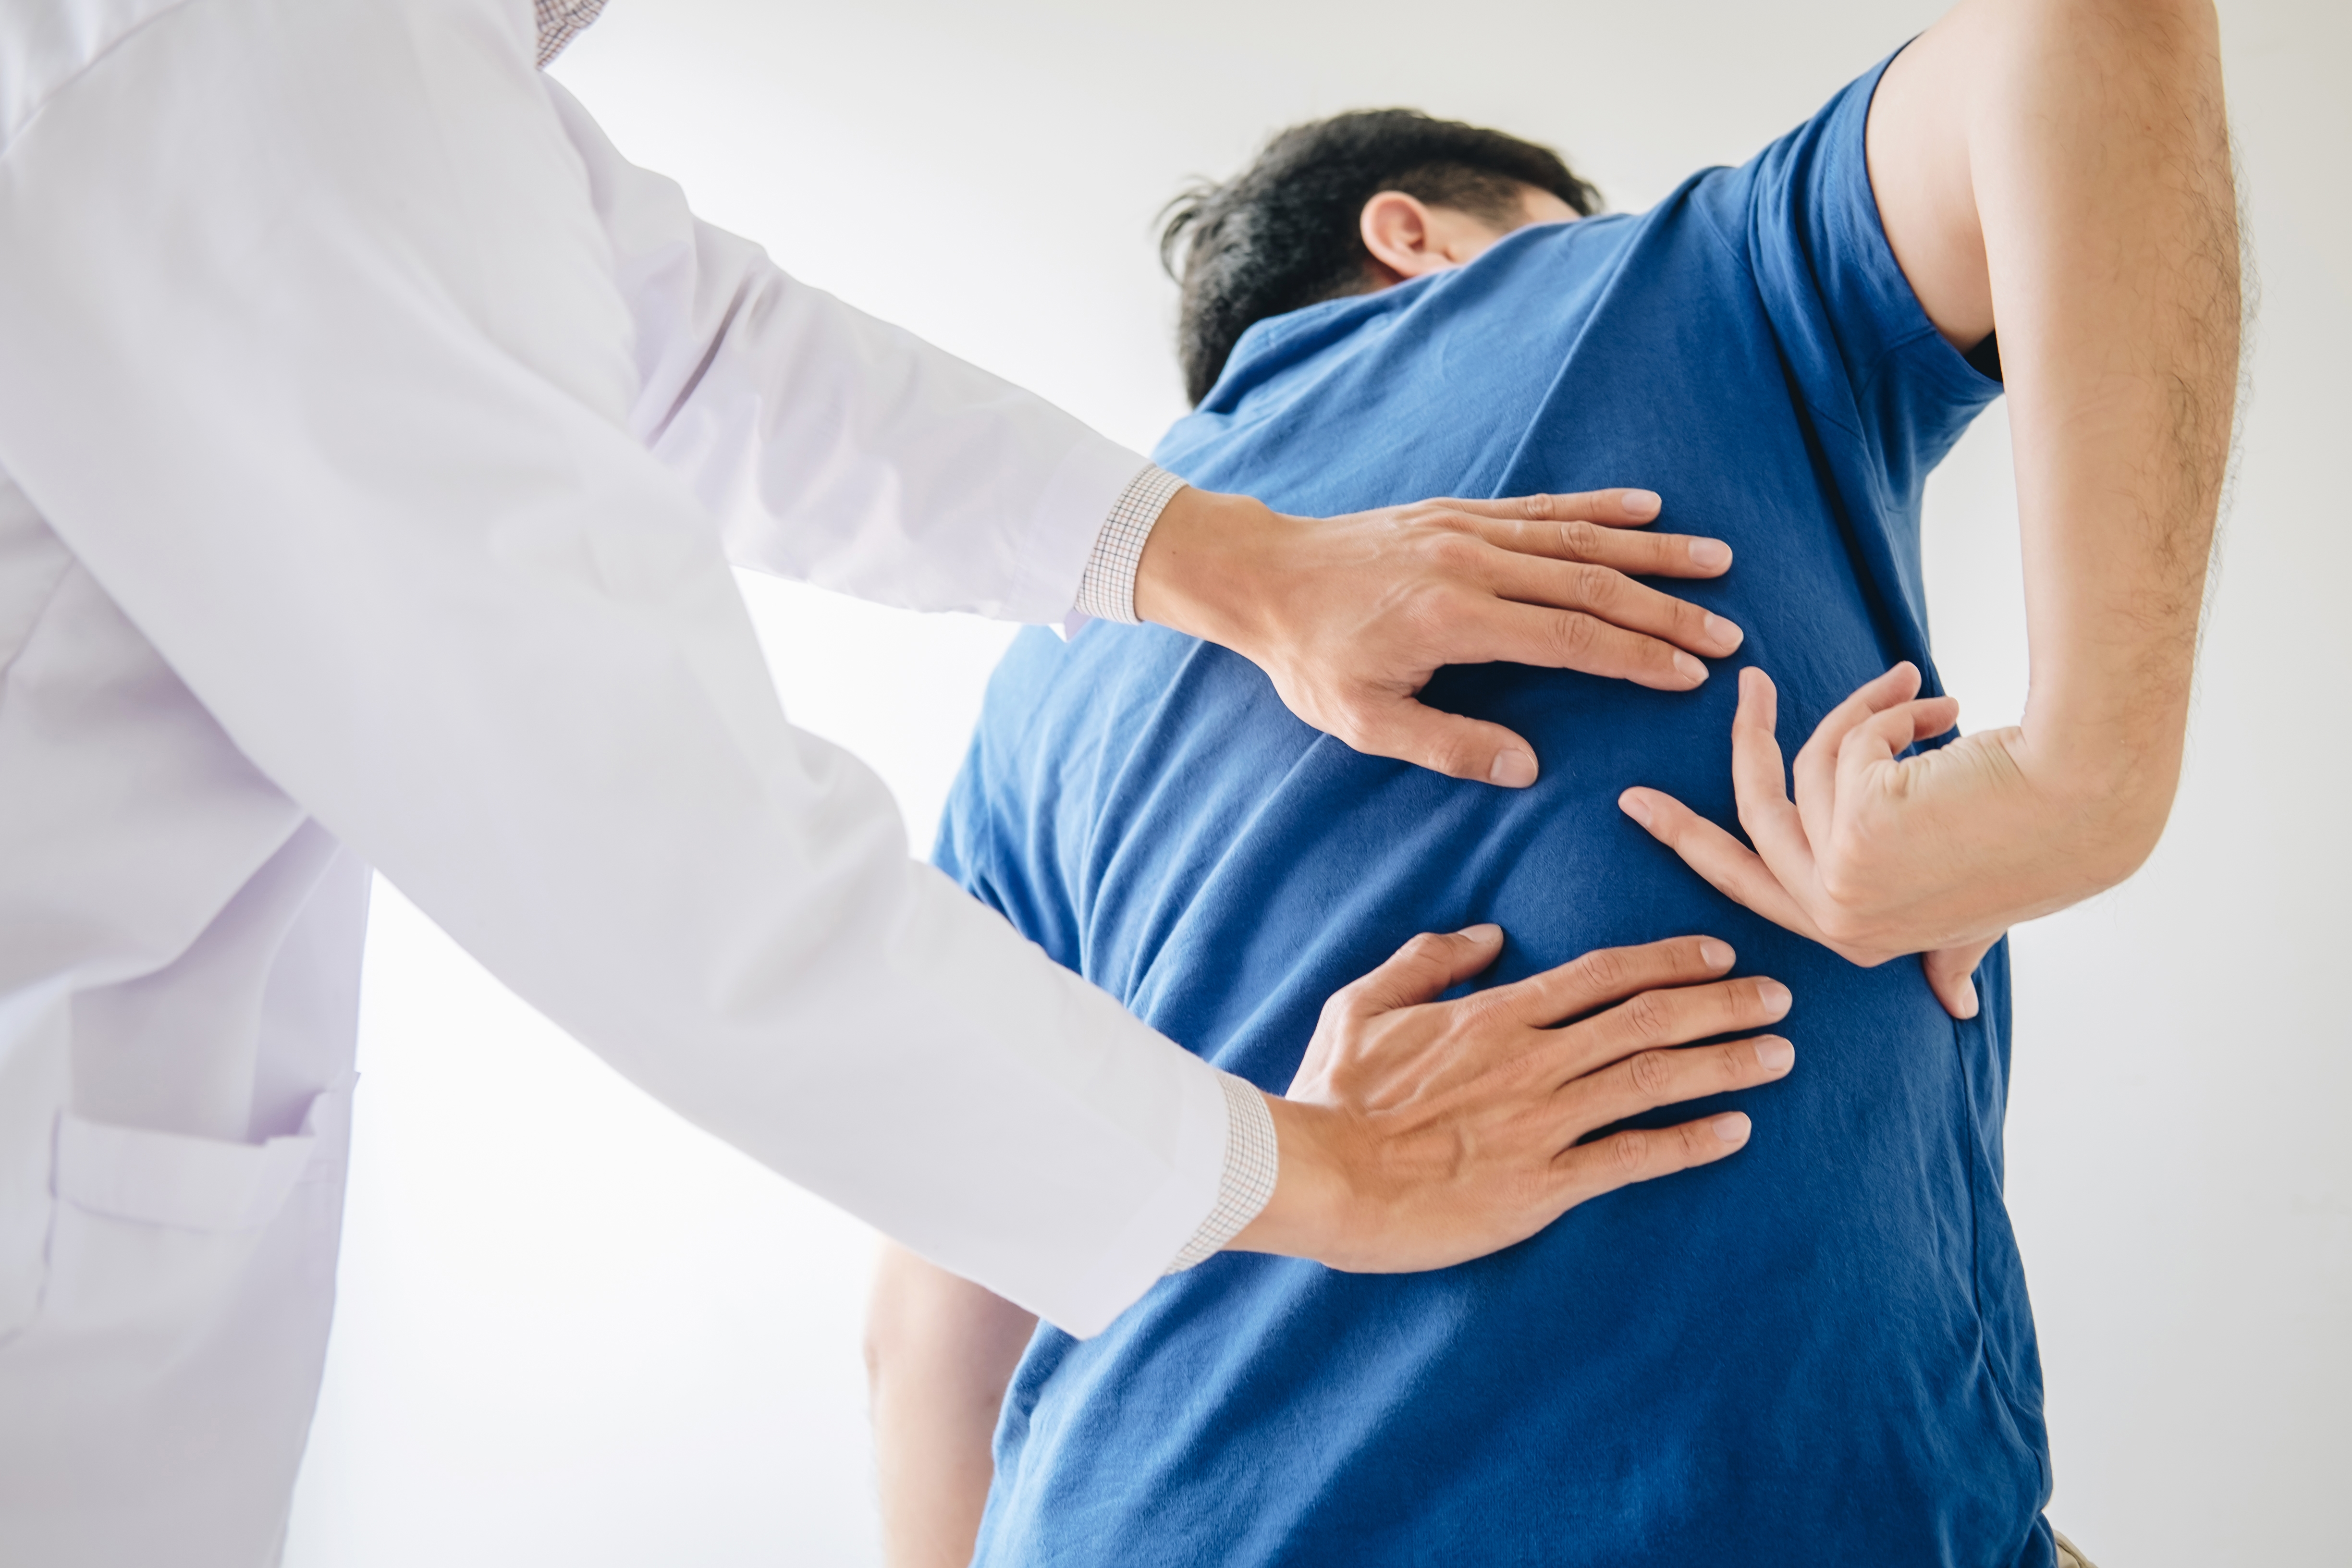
[1616,663,2171,1021]
[1229,928,1793,1272]
[1133,486,1743,790]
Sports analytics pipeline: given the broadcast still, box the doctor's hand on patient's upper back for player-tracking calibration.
[1228,928,1793,1273]
[1133,485,1743,789]
[1617,663,2166,1021]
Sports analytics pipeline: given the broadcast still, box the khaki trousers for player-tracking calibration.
[2054,1528,2100,1568]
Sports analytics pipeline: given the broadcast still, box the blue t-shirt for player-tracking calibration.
[936,61,2051,1568]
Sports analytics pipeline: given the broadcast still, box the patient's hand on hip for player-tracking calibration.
[1618,663,2165,1018]
[1232,928,1793,1272]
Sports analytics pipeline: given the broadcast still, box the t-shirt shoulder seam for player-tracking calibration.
[1846,320,1945,407]
[1688,177,1876,443]
[1686,174,1763,295]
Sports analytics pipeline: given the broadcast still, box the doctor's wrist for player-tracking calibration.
[1130,487,1300,654]
[1225,1095,1359,1264]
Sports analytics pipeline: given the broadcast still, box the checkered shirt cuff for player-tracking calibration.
[1075,465,1188,626]
[1165,1071,1280,1273]
[535,0,608,66]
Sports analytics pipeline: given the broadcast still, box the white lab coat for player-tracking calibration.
[0,0,1231,1560]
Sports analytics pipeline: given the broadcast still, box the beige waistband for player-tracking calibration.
[2053,1528,2099,1568]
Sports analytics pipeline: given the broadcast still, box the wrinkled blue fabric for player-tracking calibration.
[938,59,2052,1568]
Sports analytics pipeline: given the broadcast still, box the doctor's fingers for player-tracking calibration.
[1535,974,1793,1088]
[1550,1034,1795,1152]
[1474,552,1744,659]
[1548,1110,1758,1209]
[1458,599,1715,693]
[1334,691,1552,789]
[1475,934,1740,1030]
[1442,498,1740,584]
[1327,924,1508,1018]
[1416,487,1674,539]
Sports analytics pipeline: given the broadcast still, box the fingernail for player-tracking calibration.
[1457,922,1502,942]
[1758,980,1792,1013]
[1699,938,1734,969]
[1489,749,1538,787]
[1673,652,1708,685]
[1621,489,1661,516]
[1712,1112,1752,1144]
[1689,538,1731,570]
[1618,790,1653,828]
[1753,1037,1795,1071]
[1703,612,1742,649]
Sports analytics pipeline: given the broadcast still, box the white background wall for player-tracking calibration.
[284,1,2350,1562]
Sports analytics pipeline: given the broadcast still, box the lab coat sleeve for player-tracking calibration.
[0,0,1226,1337]
[540,80,1151,623]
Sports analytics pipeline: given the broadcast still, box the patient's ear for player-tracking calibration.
[1359,190,1514,287]
[1360,191,1446,282]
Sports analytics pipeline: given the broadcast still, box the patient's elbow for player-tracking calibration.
[864,1246,926,1400]
[863,1243,1041,1410]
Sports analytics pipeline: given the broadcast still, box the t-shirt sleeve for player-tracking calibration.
[1703,53,2002,514]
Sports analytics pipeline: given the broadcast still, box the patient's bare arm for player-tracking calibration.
[866,1243,1037,1568]
[1622,0,2239,1015]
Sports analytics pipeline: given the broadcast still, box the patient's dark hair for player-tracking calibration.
[1160,110,1599,404]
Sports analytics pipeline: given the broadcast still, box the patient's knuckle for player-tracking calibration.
[1519,493,1556,522]
[1608,1129,1651,1175]
[1813,904,1870,947]
[1556,518,1603,560]
[1814,855,1862,905]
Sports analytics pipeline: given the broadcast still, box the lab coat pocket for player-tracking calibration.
[37,1078,354,1335]
[0,1082,357,1566]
